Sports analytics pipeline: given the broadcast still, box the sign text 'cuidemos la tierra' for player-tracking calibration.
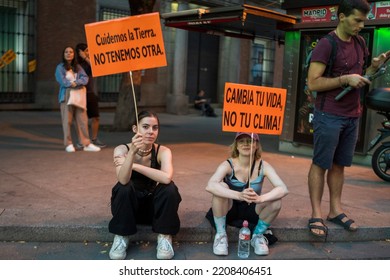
[84,12,166,77]
[223,82,287,135]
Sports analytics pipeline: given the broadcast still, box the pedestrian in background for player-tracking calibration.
[109,111,182,260]
[54,46,101,153]
[75,43,106,148]
[205,132,288,256]
[194,89,217,117]
[306,0,390,238]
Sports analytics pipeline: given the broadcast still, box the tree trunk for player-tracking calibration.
[113,71,142,131]
[112,0,158,131]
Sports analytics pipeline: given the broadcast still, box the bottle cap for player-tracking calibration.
[243,220,248,227]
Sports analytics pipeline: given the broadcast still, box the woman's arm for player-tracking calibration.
[132,145,173,185]
[254,161,289,203]
[113,144,136,185]
[75,65,89,86]
[113,133,146,184]
[206,161,247,202]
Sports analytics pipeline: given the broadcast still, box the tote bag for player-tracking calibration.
[67,86,87,110]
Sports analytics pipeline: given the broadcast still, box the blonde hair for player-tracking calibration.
[229,139,262,159]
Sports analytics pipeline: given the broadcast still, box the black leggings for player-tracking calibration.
[108,181,182,236]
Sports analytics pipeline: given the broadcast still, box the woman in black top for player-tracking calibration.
[75,43,106,148]
[108,111,181,260]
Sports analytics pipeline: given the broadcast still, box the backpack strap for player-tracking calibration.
[353,34,368,72]
[319,34,337,110]
[323,34,338,77]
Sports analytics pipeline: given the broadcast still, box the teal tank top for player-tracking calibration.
[223,158,264,194]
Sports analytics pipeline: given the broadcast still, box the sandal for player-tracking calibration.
[327,213,357,232]
[308,218,328,240]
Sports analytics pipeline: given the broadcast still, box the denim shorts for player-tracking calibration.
[312,110,359,169]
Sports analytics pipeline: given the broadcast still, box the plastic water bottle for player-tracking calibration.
[237,220,251,258]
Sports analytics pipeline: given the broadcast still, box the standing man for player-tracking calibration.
[307,0,390,238]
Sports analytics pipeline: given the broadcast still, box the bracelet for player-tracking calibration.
[339,75,348,89]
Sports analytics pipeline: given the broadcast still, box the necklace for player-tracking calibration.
[137,146,152,157]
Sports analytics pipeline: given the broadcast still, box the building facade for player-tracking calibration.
[0,0,285,113]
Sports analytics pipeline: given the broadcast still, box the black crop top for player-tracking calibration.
[123,143,161,192]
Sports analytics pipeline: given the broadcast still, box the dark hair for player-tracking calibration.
[75,43,87,63]
[135,110,160,126]
[337,0,370,17]
[61,46,78,71]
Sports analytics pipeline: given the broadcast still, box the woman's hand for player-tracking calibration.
[240,188,258,203]
[129,133,144,154]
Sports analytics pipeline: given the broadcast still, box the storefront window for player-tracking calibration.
[250,40,274,87]
[251,45,264,86]
[0,0,36,103]
[372,27,390,89]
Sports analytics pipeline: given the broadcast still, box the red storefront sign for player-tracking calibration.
[301,2,390,23]
[301,5,338,23]
[368,1,390,19]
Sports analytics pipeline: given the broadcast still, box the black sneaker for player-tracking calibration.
[92,138,106,148]
[75,143,84,151]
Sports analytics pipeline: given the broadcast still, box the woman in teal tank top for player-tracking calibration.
[205,132,289,257]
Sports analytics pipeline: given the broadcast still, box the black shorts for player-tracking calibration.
[206,200,258,230]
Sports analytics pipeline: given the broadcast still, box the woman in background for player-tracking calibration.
[54,46,100,152]
[75,43,106,148]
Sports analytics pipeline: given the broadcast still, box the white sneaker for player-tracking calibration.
[251,234,269,256]
[213,232,228,255]
[65,144,75,153]
[109,235,129,260]
[156,234,174,260]
[83,143,101,152]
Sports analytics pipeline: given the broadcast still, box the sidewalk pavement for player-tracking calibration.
[0,109,389,245]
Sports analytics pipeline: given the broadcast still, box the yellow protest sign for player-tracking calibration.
[84,12,167,77]
[1,49,16,65]
[28,59,37,73]
[222,82,287,135]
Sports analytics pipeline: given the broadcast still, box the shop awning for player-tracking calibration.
[161,4,297,40]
